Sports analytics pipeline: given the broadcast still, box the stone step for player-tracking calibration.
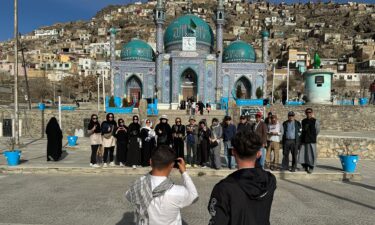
[0,166,361,181]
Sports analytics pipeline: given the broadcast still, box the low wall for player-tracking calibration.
[317,135,375,159]
[268,105,375,131]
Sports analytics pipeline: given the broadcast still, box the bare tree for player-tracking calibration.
[359,75,370,98]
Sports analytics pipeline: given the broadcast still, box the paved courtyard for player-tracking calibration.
[0,171,374,225]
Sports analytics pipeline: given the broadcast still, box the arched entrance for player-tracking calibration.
[126,76,142,107]
[180,68,197,102]
[235,77,252,99]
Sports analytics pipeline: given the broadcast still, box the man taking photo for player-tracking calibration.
[126,145,198,225]
[208,130,276,225]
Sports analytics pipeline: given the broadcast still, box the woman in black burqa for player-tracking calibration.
[46,117,63,161]
[115,118,128,167]
[126,115,141,168]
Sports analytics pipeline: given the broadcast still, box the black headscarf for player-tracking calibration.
[88,114,101,133]
[101,113,117,134]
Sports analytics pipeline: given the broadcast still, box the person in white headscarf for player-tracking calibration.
[140,119,156,167]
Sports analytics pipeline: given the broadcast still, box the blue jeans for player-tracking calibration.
[259,147,266,168]
[224,141,236,169]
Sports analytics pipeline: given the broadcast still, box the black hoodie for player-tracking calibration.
[208,168,276,225]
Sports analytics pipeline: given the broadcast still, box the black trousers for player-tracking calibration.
[103,146,114,163]
[90,145,99,164]
[282,139,298,169]
[173,138,185,159]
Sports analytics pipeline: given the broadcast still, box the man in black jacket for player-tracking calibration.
[207,130,277,225]
[281,111,302,172]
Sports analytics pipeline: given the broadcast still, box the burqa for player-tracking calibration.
[126,115,141,167]
[46,117,63,161]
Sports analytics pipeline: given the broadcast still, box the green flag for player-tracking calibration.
[314,52,321,69]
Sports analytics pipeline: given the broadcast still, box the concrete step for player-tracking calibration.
[0,166,361,181]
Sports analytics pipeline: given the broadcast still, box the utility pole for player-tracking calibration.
[19,36,32,110]
[14,0,19,144]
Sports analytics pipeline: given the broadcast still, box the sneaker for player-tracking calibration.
[109,162,115,167]
[120,162,125,167]
[90,163,93,167]
[202,166,207,169]
[103,163,108,168]
[186,164,191,168]
[192,164,197,168]
[132,165,137,169]
[92,164,100,168]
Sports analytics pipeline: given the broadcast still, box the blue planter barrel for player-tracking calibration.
[38,103,46,111]
[67,136,78,146]
[359,98,368,106]
[339,155,359,173]
[3,150,21,166]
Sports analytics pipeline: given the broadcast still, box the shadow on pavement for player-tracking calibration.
[115,212,189,225]
[316,165,342,171]
[283,179,375,210]
[342,180,375,191]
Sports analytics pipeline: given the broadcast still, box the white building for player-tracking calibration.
[34,29,59,38]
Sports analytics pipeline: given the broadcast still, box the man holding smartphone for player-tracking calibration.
[126,145,198,225]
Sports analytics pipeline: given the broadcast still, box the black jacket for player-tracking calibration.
[208,168,277,225]
[301,118,317,144]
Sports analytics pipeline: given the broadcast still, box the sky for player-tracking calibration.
[0,0,373,41]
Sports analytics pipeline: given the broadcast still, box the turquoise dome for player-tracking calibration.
[261,30,270,38]
[164,14,214,51]
[121,38,155,61]
[223,40,256,63]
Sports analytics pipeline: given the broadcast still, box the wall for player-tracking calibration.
[267,105,375,131]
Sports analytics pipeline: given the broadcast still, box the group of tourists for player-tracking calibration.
[86,107,320,174]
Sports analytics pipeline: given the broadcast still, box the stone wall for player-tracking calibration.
[317,136,375,159]
[0,105,375,137]
[268,105,375,131]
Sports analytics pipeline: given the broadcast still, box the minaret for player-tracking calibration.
[109,27,118,96]
[154,0,165,100]
[261,30,269,65]
[261,30,270,98]
[215,0,225,103]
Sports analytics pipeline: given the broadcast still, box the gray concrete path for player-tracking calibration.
[0,136,368,181]
[0,172,374,225]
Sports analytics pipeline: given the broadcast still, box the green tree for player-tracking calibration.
[256,87,264,99]
[109,95,115,107]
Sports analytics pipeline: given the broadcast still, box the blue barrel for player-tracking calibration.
[67,136,78,146]
[359,98,368,106]
[38,103,46,110]
[3,150,21,166]
[339,155,359,173]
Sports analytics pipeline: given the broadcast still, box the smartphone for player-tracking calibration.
[174,159,180,168]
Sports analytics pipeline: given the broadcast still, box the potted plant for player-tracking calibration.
[67,130,78,147]
[2,137,22,166]
[338,140,359,173]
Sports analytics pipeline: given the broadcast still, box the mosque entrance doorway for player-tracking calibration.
[235,77,252,99]
[180,68,198,102]
[126,76,142,107]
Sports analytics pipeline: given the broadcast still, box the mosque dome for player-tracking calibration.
[164,14,214,52]
[121,38,155,61]
[223,40,256,63]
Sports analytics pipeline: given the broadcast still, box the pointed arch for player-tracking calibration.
[234,76,252,99]
[125,75,142,107]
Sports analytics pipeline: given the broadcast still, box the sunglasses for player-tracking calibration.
[176,121,181,123]
[146,121,150,123]
[134,119,138,121]
[92,118,97,120]
[306,111,312,114]
[109,116,113,118]
[119,121,124,124]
